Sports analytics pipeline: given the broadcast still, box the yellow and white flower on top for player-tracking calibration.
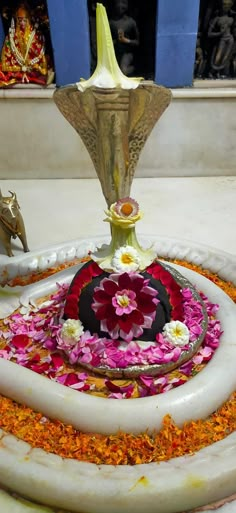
[92,197,155,271]
[105,197,143,229]
[162,321,190,347]
[112,245,141,272]
[61,319,84,346]
[77,3,142,92]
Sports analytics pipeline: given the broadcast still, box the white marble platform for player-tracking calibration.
[0,176,235,257]
[0,176,236,513]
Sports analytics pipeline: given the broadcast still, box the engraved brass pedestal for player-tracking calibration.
[54,82,171,206]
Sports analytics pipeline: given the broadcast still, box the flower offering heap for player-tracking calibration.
[61,194,208,378]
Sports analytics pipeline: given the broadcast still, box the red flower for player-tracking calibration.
[63,261,103,319]
[146,262,184,321]
[92,272,159,342]
[11,335,31,349]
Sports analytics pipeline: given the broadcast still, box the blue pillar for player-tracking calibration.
[155,0,200,87]
[0,16,5,52]
[46,0,90,86]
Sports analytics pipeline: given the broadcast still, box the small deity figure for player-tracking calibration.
[232,18,236,76]
[208,0,235,78]
[195,36,206,78]
[0,3,50,87]
[109,0,139,76]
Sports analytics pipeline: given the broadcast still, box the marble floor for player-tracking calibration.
[0,176,236,257]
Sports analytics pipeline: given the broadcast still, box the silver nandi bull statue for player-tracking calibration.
[0,190,29,257]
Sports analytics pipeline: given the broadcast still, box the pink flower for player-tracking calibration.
[80,346,93,363]
[181,288,193,300]
[108,392,124,399]
[105,379,134,398]
[193,346,213,365]
[56,372,90,391]
[179,360,194,376]
[0,349,13,360]
[112,289,137,315]
[92,272,159,342]
[203,319,222,349]
[162,346,182,362]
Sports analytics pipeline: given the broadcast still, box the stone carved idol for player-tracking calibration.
[208,0,235,77]
[0,2,52,86]
[0,190,29,257]
[109,0,139,76]
[195,35,206,78]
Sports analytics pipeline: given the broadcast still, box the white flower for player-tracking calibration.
[111,246,141,272]
[61,319,84,346]
[162,321,189,347]
[77,4,142,92]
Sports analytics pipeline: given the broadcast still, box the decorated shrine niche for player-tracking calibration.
[88,0,157,79]
[195,0,236,79]
[0,0,54,87]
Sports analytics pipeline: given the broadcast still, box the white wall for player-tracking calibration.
[0,85,235,179]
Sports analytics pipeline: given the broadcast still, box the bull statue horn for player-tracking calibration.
[9,191,16,200]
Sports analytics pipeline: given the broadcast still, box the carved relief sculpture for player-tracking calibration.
[109,0,139,76]
[195,0,236,79]
[208,0,235,77]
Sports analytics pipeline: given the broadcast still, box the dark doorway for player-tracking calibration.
[195,0,236,79]
[87,0,157,80]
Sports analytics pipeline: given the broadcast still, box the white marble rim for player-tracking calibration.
[0,488,62,512]
[0,427,236,513]
[0,262,235,435]
[1,234,236,285]
[0,84,235,100]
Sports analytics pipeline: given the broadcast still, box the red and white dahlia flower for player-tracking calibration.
[91,272,159,342]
